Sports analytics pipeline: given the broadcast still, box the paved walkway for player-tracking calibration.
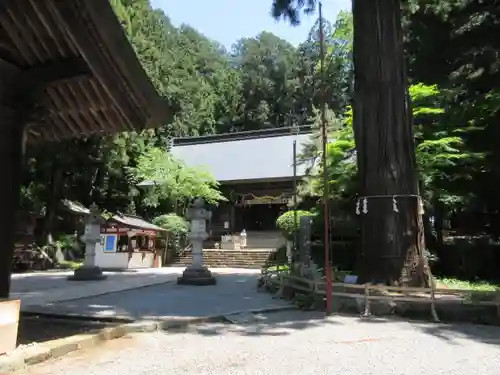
[23,310,500,375]
[21,268,288,320]
[11,268,182,307]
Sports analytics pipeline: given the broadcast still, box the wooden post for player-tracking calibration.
[430,279,439,322]
[0,104,25,298]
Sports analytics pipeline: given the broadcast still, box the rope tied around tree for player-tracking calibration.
[355,194,425,215]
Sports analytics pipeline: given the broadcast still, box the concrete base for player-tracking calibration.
[177,266,217,286]
[68,266,107,281]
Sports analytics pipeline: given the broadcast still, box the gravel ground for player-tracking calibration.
[21,311,500,375]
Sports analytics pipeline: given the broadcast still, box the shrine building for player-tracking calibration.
[170,126,314,248]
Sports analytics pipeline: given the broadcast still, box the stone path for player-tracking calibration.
[22,310,500,375]
[11,268,182,307]
[22,268,289,320]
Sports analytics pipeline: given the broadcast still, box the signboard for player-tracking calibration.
[104,235,117,253]
[344,275,358,284]
[244,197,290,205]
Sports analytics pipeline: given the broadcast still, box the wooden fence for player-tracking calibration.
[264,271,500,322]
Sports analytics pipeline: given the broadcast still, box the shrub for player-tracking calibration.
[276,210,314,240]
[152,213,189,234]
[265,244,288,267]
[152,213,189,253]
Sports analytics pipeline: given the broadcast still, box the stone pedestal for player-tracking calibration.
[68,203,107,281]
[68,265,106,281]
[177,265,216,285]
[177,198,216,286]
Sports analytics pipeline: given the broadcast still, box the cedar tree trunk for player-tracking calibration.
[352,0,431,286]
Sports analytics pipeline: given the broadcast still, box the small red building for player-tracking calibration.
[96,214,166,269]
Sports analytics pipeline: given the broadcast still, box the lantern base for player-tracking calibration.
[177,266,217,286]
[68,266,107,281]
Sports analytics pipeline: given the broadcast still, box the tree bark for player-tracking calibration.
[352,0,430,286]
[0,104,25,298]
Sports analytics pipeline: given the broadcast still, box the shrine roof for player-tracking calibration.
[61,199,90,215]
[0,0,174,143]
[111,214,166,232]
[170,126,315,183]
[60,200,165,231]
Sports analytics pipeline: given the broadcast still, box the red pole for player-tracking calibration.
[318,2,332,314]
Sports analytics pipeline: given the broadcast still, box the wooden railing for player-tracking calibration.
[264,271,500,322]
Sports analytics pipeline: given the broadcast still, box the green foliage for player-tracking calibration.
[131,147,227,209]
[298,107,356,199]
[15,0,500,284]
[404,0,500,235]
[17,0,355,250]
[265,244,289,267]
[437,278,498,292]
[58,260,83,270]
[265,264,290,272]
[299,82,477,212]
[152,213,189,253]
[55,234,80,250]
[410,83,481,208]
[276,210,314,239]
[271,0,317,26]
[292,8,477,212]
[152,213,189,235]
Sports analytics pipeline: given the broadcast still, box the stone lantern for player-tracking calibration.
[177,198,217,285]
[68,203,107,281]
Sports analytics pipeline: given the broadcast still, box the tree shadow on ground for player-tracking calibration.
[355,313,500,347]
[413,320,500,346]
[168,310,339,337]
[399,302,500,346]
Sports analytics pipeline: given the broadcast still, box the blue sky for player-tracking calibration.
[150,0,351,48]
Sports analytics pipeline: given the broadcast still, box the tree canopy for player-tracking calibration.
[16,0,500,284]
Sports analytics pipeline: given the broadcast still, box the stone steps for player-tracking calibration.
[167,249,274,269]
